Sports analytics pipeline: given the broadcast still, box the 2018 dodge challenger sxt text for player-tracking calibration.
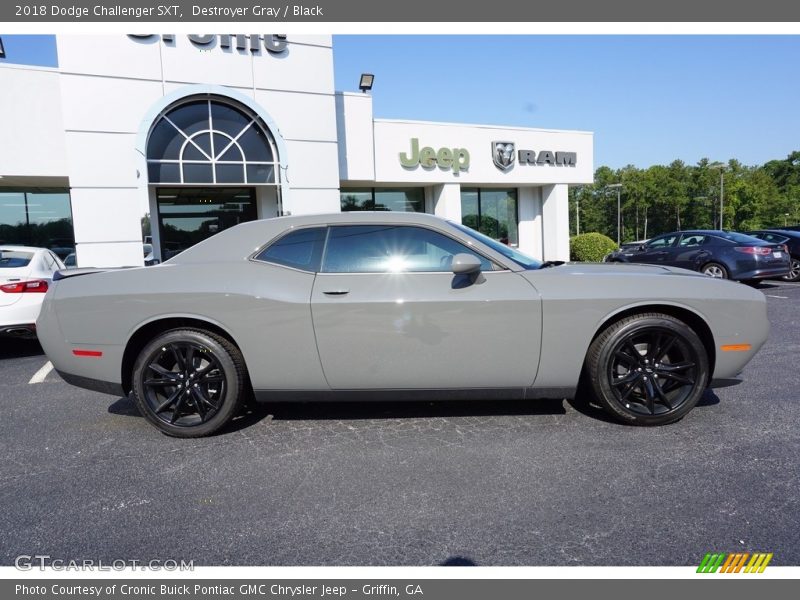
[37,213,769,437]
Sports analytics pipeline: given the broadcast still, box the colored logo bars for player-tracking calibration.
[697,552,773,573]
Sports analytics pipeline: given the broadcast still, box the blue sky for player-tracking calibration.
[2,34,799,169]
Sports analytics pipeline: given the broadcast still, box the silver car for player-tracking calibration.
[37,213,769,437]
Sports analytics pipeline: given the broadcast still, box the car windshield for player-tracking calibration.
[0,250,34,268]
[450,222,543,269]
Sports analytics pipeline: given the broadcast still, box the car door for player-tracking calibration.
[310,224,541,390]
[673,234,711,270]
[627,234,679,264]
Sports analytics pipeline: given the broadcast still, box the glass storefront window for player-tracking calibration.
[460,188,518,246]
[0,190,74,258]
[340,188,425,212]
[146,97,278,186]
[156,187,257,260]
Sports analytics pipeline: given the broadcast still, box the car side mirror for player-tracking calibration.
[451,253,482,275]
[638,244,646,251]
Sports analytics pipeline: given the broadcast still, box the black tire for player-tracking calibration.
[701,262,728,279]
[131,328,247,437]
[782,257,800,282]
[585,313,709,426]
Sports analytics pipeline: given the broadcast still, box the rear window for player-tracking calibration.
[714,232,766,244]
[0,250,34,268]
[254,227,326,272]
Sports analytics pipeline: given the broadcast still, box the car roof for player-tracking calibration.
[168,212,505,266]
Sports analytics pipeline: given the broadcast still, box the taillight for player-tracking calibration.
[0,279,49,293]
[734,246,772,256]
[783,244,789,253]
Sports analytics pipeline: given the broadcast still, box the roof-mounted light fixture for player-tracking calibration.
[359,73,374,93]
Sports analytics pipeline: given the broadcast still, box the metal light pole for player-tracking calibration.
[709,162,726,230]
[607,183,623,245]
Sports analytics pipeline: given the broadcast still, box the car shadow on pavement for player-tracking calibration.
[0,338,44,359]
[108,390,720,435]
[108,394,570,436]
[568,388,720,424]
[257,397,568,422]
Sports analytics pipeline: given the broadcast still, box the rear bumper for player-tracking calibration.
[55,370,125,397]
[732,266,790,280]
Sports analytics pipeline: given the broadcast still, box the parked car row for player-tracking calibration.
[0,246,65,338]
[604,229,797,282]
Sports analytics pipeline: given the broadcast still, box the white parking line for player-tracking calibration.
[28,361,54,384]
[766,294,789,299]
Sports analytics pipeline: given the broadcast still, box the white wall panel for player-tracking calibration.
[336,92,375,182]
[253,43,334,94]
[541,184,570,262]
[59,75,164,134]
[283,189,341,216]
[0,66,67,177]
[255,90,338,142]
[57,36,162,81]
[161,38,255,89]
[70,188,144,245]
[76,241,143,269]
[63,132,139,188]
[518,186,543,260]
[284,140,341,189]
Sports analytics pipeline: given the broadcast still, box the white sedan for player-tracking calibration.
[0,246,65,338]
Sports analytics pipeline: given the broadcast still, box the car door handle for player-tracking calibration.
[322,289,350,296]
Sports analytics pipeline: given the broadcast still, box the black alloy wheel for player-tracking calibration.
[131,329,246,437]
[586,313,709,425]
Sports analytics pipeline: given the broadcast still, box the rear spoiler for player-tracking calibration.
[53,267,136,281]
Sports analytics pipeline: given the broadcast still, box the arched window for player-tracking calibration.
[146,97,278,185]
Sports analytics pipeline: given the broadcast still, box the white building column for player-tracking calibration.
[517,186,543,260]
[432,183,462,221]
[541,184,570,262]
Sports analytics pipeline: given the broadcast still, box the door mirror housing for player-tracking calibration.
[638,244,646,251]
[451,253,482,275]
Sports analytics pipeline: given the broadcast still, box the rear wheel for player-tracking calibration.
[131,328,246,437]
[586,313,709,426]
[701,262,728,279]
[782,257,800,282]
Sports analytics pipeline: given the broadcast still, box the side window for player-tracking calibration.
[254,227,326,272]
[679,235,706,247]
[646,235,677,249]
[321,225,495,274]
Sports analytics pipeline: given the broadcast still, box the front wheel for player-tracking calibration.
[782,257,800,282]
[131,328,246,437]
[701,262,728,279]
[585,313,709,425]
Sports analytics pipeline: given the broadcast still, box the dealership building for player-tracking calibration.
[0,35,593,266]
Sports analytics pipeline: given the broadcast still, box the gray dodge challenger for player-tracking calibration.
[37,212,769,437]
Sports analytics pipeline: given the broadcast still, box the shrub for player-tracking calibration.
[570,232,618,262]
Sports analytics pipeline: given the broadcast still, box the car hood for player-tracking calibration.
[542,262,706,278]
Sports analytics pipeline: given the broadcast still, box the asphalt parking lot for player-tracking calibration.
[0,281,798,567]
